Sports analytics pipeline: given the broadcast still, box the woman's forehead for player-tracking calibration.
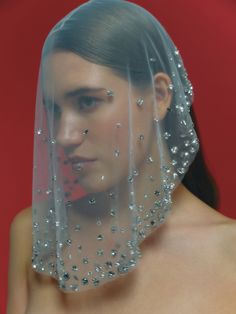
[42,51,129,99]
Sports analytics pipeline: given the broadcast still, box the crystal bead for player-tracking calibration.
[106,90,114,97]
[96,219,102,226]
[127,175,134,183]
[71,285,79,292]
[114,149,120,157]
[66,239,72,246]
[184,140,190,147]
[117,265,129,274]
[176,104,184,112]
[136,98,144,107]
[82,128,89,135]
[182,161,189,167]
[95,265,102,272]
[129,259,136,267]
[97,249,104,256]
[33,222,39,229]
[163,132,171,140]
[72,265,78,271]
[150,220,156,226]
[75,224,81,231]
[105,261,113,269]
[63,272,70,281]
[171,146,178,154]
[108,192,116,199]
[129,203,136,211]
[111,225,118,233]
[111,249,118,257]
[181,151,189,159]
[110,209,116,216]
[89,198,96,205]
[147,156,154,163]
[173,172,178,179]
[133,169,139,176]
[36,128,43,135]
[139,134,144,141]
[190,147,196,154]
[150,57,156,62]
[108,271,116,278]
[83,257,89,264]
[97,234,104,241]
[177,168,185,174]
[92,278,100,286]
[171,159,177,166]
[82,277,89,285]
[149,175,155,181]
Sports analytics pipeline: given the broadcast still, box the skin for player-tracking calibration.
[7,52,236,314]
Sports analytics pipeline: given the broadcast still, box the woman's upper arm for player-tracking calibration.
[7,207,32,314]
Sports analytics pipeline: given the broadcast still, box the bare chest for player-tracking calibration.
[25,251,236,314]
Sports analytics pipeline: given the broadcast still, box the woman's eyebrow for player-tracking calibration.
[63,87,106,99]
[42,87,106,105]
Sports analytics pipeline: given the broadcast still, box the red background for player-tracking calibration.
[1,0,235,312]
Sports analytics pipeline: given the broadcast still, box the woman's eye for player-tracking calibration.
[77,96,101,111]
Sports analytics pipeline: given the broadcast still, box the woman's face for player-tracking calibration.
[42,51,156,193]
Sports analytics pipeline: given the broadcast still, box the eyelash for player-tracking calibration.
[77,96,102,111]
[45,96,102,115]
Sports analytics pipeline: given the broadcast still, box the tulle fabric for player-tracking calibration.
[32,0,199,292]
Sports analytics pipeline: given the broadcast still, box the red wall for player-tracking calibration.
[1,0,235,312]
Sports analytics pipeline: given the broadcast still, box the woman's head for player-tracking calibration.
[41,0,196,193]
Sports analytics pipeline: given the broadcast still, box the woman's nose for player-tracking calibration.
[55,112,86,148]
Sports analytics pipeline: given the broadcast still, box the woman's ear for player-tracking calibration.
[153,72,172,121]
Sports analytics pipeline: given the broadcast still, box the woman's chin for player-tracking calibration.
[78,175,112,194]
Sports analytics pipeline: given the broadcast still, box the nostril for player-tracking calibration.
[82,129,89,135]
[56,127,86,147]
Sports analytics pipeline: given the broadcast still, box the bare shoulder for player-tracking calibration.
[200,207,236,278]
[10,206,32,257]
[7,207,32,314]
[11,206,32,232]
[217,214,236,267]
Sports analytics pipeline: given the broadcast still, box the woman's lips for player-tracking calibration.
[69,157,97,171]
[72,161,96,170]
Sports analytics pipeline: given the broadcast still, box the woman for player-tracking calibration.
[7,0,236,313]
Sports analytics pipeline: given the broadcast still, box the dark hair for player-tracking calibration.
[43,0,218,209]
